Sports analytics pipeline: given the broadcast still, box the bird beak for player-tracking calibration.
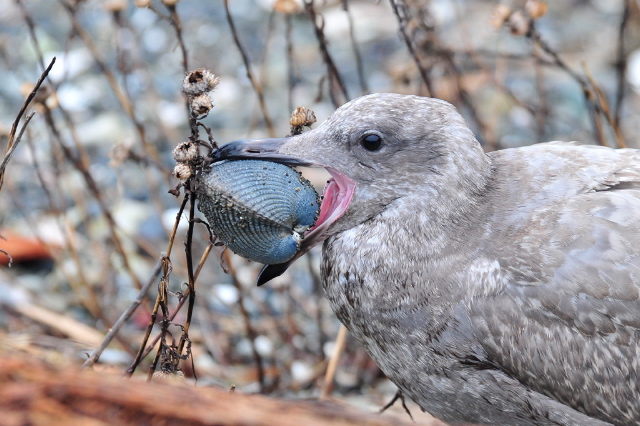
[213,137,356,286]
[214,137,312,166]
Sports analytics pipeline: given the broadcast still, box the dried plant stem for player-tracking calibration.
[166,4,189,73]
[320,324,347,400]
[61,1,165,175]
[389,0,433,97]
[21,136,104,319]
[341,0,369,95]
[41,106,144,291]
[304,0,349,106]
[307,253,326,361]
[83,258,162,368]
[0,58,55,190]
[285,15,296,112]
[614,0,630,128]
[533,43,548,142]
[224,250,266,392]
[177,195,197,355]
[223,0,275,137]
[527,22,625,147]
[583,63,626,148]
[126,197,188,376]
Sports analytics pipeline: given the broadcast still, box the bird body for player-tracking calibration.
[216,94,640,425]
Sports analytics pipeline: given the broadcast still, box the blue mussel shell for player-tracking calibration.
[197,160,320,264]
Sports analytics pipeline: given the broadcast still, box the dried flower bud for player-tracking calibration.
[161,0,180,6]
[491,4,512,29]
[274,0,299,14]
[290,106,317,127]
[134,0,150,7]
[508,11,530,36]
[182,69,220,96]
[190,93,214,118]
[525,0,548,19]
[173,141,198,163]
[173,163,192,180]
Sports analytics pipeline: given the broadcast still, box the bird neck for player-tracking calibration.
[321,171,493,333]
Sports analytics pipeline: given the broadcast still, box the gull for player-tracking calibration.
[215,93,640,425]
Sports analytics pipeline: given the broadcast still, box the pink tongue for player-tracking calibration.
[310,179,337,232]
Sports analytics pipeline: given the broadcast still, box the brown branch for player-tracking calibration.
[177,194,198,355]
[583,63,626,148]
[126,194,188,377]
[320,324,347,399]
[285,14,296,112]
[83,258,162,368]
[304,0,349,107]
[223,0,275,137]
[614,0,630,129]
[224,250,266,392]
[389,0,433,97]
[342,0,369,95]
[166,4,190,73]
[0,58,55,191]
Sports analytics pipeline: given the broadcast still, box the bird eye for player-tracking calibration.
[361,134,382,151]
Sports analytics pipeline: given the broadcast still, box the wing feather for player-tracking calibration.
[472,143,640,423]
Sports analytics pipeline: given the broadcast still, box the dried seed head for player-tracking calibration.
[173,141,198,163]
[525,0,548,19]
[508,11,530,36]
[182,69,220,96]
[134,0,150,7]
[274,0,299,14]
[190,93,214,118]
[491,4,512,29]
[173,163,192,180]
[289,106,317,127]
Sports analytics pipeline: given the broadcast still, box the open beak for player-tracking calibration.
[214,138,356,286]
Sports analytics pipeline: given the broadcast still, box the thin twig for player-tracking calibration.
[0,112,36,178]
[389,0,433,97]
[320,324,347,399]
[126,197,188,376]
[0,58,55,191]
[166,4,189,73]
[614,0,630,129]
[304,0,349,106]
[223,0,275,137]
[224,250,266,392]
[83,258,162,368]
[177,194,197,355]
[126,241,212,376]
[307,252,326,361]
[342,0,369,95]
[285,15,296,112]
[583,63,626,148]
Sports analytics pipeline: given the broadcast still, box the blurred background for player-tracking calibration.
[1,0,639,420]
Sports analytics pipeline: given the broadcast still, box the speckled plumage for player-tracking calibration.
[217,94,640,425]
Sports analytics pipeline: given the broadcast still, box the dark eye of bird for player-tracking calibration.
[361,134,382,151]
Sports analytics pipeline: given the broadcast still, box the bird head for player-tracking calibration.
[215,93,489,284]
